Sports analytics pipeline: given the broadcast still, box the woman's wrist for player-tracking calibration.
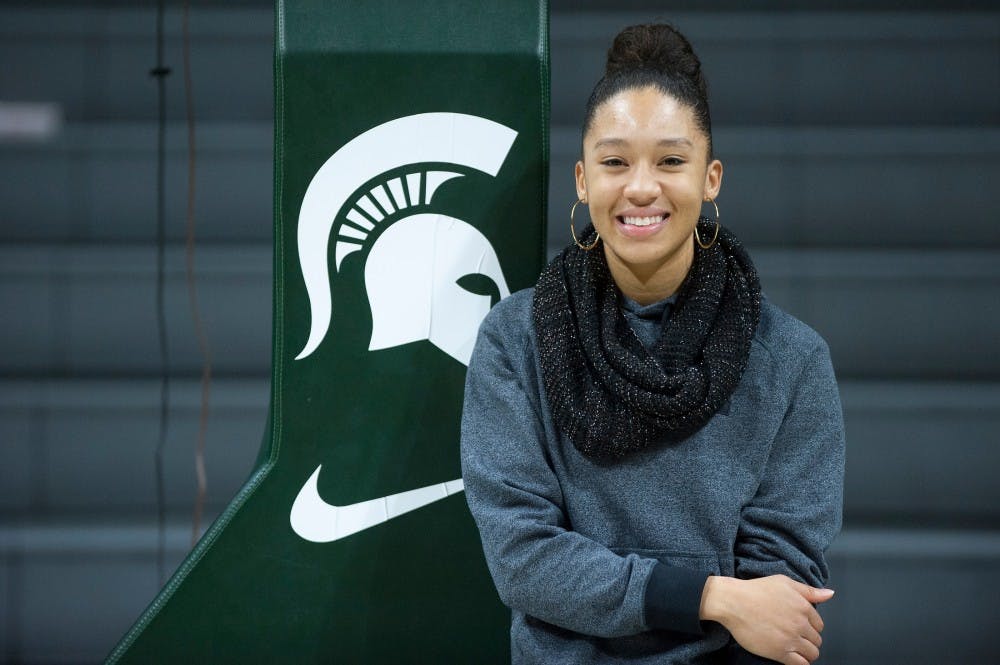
[699,574,739,625]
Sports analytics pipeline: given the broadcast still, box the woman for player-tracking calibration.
[461,23,845,665]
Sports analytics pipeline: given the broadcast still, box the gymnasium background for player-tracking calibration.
[1,1,998,663]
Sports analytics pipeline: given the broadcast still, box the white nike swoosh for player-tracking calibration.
[289,464,464,543]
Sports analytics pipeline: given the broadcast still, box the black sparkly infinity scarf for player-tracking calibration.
[532,218,761,461]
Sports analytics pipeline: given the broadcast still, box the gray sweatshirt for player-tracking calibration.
[460,288,845,664]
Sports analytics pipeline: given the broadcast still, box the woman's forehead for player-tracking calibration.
[585,87,701,149]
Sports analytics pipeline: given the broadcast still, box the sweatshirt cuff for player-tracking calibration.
[643,563,709,635]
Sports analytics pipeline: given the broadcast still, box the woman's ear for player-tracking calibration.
[704,158,723,200]
[574,160,587,202]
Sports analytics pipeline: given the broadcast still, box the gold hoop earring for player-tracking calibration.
[695,197,720,249]
[570,198,600,251]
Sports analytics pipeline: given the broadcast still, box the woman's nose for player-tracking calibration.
[623,165,659,202]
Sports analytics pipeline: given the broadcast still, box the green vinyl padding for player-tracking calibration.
[108,0,548,661]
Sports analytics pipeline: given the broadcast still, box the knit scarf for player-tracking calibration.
[532,218,761,461]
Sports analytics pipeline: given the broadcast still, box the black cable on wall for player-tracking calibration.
[149,0,212,584]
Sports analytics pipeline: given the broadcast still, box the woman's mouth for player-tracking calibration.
[620,215,666,227]
[615,212,669,236]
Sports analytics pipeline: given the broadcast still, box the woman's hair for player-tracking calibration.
[582,23,713,158]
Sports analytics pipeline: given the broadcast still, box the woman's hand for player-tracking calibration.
[700,574,835,665]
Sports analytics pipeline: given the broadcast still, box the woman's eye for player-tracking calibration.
[601,158,626,167]
[661,157,685,167]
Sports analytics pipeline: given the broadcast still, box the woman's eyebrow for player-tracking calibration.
[592,137,627,149]
[657,137,694,148]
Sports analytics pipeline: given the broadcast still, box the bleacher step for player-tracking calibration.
[3,244,998,378]
[1,377,997,525]
[1,521,995,664]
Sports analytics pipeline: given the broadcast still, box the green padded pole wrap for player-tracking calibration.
[107,0,548,662]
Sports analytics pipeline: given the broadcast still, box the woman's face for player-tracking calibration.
[576,86,722,276]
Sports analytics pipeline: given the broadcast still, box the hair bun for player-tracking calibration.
[605,24,703,90]
[583,22,714,158]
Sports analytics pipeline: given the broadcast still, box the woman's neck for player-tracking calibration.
[604,241,694,306]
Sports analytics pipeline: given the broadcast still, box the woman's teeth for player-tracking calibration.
[622,215,663,227]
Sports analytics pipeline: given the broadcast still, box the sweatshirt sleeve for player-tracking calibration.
[460,301,708,639]
[733,336,846,588]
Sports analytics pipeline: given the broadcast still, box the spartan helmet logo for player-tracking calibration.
[295,112,515,365]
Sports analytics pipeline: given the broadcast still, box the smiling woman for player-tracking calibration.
[461,22,845,665]
[576,88,722,303]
